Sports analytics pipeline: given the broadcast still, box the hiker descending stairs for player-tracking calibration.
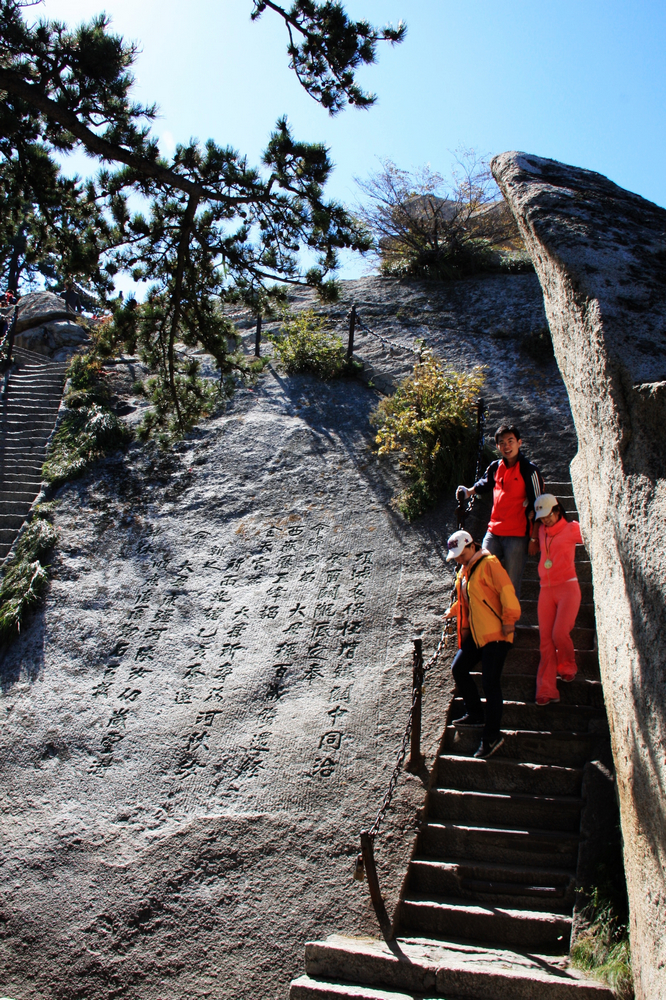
[290,482,614,999]
[0,347,68,562]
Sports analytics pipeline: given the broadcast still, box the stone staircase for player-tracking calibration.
[290,483,614,999]
[0,347,68,563]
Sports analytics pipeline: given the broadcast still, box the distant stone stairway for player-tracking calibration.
[0,347,68,563]
[290,482,614,999]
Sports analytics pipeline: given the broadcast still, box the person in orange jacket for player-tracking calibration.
[533,493,584,705]
[445,529,521,758]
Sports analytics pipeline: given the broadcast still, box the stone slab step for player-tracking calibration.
[505,648,599,680]
[299,935,613,1000]
[486,674,604,709]
[451,698,606,735]
[419,821,579,869]
[436,755,583,796]
[444,727,605,768]
[399,897,571,950]
[408,859,576,914]
[514,625,595,651]
[290,977,425,1000]
[0,493,38,504]
[428,788,582,833]
[0,512,30,530]
[0,501,33,517]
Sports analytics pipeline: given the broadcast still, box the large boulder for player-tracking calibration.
[491,151,666,1000]
[14,319,89,360]
[14,290,71,333]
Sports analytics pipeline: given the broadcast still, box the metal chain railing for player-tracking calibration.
[353,391,488,940]
[367,628,449,840]
[353,310,424,358]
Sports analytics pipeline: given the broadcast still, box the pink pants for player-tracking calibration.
[536,581,581,701]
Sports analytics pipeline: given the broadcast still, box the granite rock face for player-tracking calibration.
[14,290,72,333]
[492,151,666,1000]
[15,319,89,359]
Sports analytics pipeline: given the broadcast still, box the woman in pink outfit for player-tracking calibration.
[533,493,584,705]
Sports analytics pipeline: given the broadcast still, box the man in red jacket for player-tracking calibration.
[457,424,544,598]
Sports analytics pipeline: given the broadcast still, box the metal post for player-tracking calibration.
[3,304,18,370]
[347,304,356,362]
[407,638,425,771]
[359,830,392,940]
[255,314,262,358]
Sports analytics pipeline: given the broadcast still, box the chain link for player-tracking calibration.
[363,399,487,842]
[367,625,453,839]
[354,313,424,358]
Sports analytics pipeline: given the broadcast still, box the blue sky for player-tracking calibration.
[43,0,666,280]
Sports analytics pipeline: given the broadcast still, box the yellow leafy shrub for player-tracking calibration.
[372,350,486,519]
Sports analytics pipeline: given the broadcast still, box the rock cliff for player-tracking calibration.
[492,151,666,1000]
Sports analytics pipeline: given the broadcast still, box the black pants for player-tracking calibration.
[451,635,510,743]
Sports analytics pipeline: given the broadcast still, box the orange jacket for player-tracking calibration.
[446,551,521,648]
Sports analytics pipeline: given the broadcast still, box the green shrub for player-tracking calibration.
[42,354,132,488]
[0,514,57,645]
[572,886,633,999]
[137,358,225,444]
[372,350,486,519]
[269,309,353,379]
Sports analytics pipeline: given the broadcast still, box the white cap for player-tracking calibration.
[446,529,474,561]
[534,493,559,519]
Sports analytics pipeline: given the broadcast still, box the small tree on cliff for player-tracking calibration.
[0,0,405,432]
[356,150,527,280]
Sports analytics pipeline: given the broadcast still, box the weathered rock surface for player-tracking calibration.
[13,290,72,334]
[15,319,89,359]
[492,151,666,1000]
[232,273,575,481]
[0,273,585,999]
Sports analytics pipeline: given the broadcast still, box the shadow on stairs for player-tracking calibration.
[289,482,615,1000]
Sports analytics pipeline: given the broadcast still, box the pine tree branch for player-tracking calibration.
[0,67,275,207]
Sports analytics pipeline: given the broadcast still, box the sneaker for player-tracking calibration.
[453,713,484,729]
[536,695,560,705]
[559,673,576,683]
[474,735,505,759]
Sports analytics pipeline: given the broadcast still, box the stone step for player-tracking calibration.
[1,469,44,481]
[290,978,424,1000]
[450,698,607,734]
[518,600,595,630]
[428,788,582,833]
[444,727,605,768]
[2,426,53,439]
[1,394,61,404]
[0,512,30,530]
[514,625,595,651]
[419,821,579,869]
[0,501,32,517]
[399,897,571,950]
[436,755,583,796]
[1,419,58,432]
[505,648,599,680]
[521,579,593,602]
[295,935,614,1000]
[488,674,604,709]
[6,379,65,389]
[0,492,38,504]
[407,859,576,914]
